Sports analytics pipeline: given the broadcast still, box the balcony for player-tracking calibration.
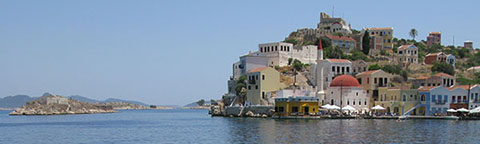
[248,79,256,85]
[434,101,447,105]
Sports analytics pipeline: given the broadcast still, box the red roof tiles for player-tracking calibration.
[248,67,268,73]
[325,35,355,41]
[326,59,351,63]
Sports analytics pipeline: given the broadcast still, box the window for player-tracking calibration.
[292,107,298,112]
[367,78,369,84]
[432,95,436,102]
[248,86,251,90]
[262,75,265,80]
[279,107,284,112]
[374,78,377,84]
[332,66,335,72]
[356,92,358,96]
[358,78,362,84]
[262,92,265,99]
[365,100,367,105]
[255,75,258,80]
[255,85,258,89]
[347,67,350,73]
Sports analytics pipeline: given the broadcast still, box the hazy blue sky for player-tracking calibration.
[1,0,478,105]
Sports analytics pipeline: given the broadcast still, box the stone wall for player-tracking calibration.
[224,105,274,117]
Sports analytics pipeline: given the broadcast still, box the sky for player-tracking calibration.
[1,0,479,106]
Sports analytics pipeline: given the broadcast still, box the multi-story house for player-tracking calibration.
[426,32,441,47]
[375,87,423,115]
[324,35,356,53]
[418,85,475,116]
[411,73,455,88]
[424,52,455,67]
[351,60,369,75]
[364,27,394,49]
[397,44,418,67]
[324,75,369,112]
[246,67,281,105]
[355,70,393,108]
[314,59,352,90]
[464,41,473,49]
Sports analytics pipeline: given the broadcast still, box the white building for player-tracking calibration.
[258,42,317,66]
[324,75,369,111]
[312,59,353,90]
[397,44,418,67]
[317,12,352,35]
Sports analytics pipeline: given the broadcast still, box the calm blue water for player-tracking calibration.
[1,109,480,143]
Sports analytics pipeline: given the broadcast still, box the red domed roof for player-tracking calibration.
[330,75,360,87]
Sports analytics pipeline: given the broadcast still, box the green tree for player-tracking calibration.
[381,64,402,75]
[288,58,293,65]
[346,50,370,61]
[409,28,418,41]
[292,59,305,87]
[368,64,382,70]
[196,99,205,106]
[325,46,344,59]
[210,99,217,105]
[362,32,371,55]
[401,70,408,81]
[431,62,455,75]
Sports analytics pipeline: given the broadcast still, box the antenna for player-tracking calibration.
[332,5,335,17]
[453,36,455,47]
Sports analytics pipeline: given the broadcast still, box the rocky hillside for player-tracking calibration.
[10,94,116,115]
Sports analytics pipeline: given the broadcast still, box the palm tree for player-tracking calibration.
[409,28,418,41]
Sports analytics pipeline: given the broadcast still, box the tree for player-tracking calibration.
[196,99,205,106]
[368,64,382,70]
[325,46,344,59]
[431,62,455,75]
[346,50,370,61]
[362,32,371,55]
[292,59,305,87]
[210,99,217,105]
[381,64,402,75]
[409,28,418,41]
[288,58,293,65]
[401,70,408,81]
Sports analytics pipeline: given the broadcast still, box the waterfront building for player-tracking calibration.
[356,70,393,108]
[323,35,356,53]
[464,40,473,49]
[418,85,473,116]
[397,44,418,67]
[312,59,352,91]
[411,73,455,88]
[468,85,480,109]
[246,67,281,105]
[426,32,441,47]
[323,75,369,111]
[375,87,423,115]
[274,96,319,116]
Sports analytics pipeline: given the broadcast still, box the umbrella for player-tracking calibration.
[457,108,469,112]
[328,105,341,110]
[342,105,356,111]
[321,104,332,109]
[446,109,457,113]
[371,105,386,110]
[469,109,480,113]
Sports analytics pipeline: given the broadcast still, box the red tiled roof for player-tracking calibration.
[356,70,381,76]
[426,52,443,57]
[429,32,441,35]
[325,35,355,41]
[449,85,470,90]
[326,59,351,63]
[248,67,268,73]
[433,73,453,78]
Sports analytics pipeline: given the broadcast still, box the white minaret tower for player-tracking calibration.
[316,39,326,104]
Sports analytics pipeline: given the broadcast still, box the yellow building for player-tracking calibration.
[375,87,424,115]
[364,27,394,49]
[246,67,281,105]
[274,96,319,116]
[356,70,393,108]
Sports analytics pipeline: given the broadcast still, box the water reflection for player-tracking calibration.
[222,118,480,143]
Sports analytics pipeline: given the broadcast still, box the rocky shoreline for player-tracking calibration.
[10,94,117,115]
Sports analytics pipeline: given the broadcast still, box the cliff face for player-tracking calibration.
[10,95,116,115]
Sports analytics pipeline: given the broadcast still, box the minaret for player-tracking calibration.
[317,39,326,103]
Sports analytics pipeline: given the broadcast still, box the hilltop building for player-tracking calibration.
[323,35,356,53]
[465,40,473,49]
[363,27,394,49]
[324,75,369,111]
[424,52,455,67]
[317,12,352,35]
[427,32,441,47]
[258,42,317,66]
[245,67,281,105]
[397,44,418,67]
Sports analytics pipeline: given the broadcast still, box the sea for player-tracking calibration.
[1,109,480,144]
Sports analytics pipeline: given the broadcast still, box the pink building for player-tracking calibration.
[427,32,441,47]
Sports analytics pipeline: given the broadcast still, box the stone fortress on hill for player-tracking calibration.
[210,11,479,118]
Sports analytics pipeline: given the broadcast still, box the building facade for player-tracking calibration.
[464,41,473,49]
[427,32,441,47]
[246,67,281,105]
[411,73,455,88]
[324,35,356,53]
[356,70,393,108]
[397,44,418,67]
[274,96,319,116]
[324,75,370,111]
[317,12,352,35]
[258,42,317,66]
[364,27,394,49]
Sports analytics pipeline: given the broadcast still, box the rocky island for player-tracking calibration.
[10,94,116,115]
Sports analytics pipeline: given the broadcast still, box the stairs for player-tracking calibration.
[403,104,425,116]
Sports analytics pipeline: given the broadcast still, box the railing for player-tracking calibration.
[248,79,256,84]
[435,101,447,105]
